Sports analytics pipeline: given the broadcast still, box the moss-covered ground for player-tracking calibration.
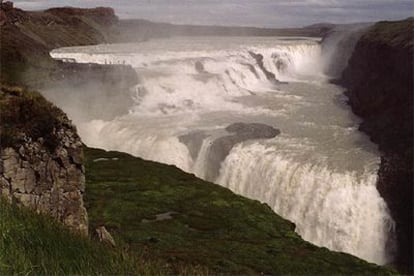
[84,146,395,275]
[0,199,183,275]
[362,17,414,49]
[0,84,66,151]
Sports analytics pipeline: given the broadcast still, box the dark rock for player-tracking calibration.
[340,18,413,273]
[205,123,280,181]
[179,131,208,161]
[148,237,159,243]
[1,1,14,11]
[248,51,282,84]
[226,122,281,139]
[195,60,207,73]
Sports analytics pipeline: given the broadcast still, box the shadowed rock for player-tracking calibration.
[179,131,208,161]
[195,60,207,74]
[205,123,280,181]
[226,122,281,138]
[249,51,283,84]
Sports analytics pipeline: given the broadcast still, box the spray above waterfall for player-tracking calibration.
[47,36,396,265]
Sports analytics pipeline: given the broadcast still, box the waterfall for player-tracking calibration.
[217,143,395,264]
[48,36,395,265]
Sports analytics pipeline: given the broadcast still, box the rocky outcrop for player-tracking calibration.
[341,18,413,273]
[248,51,281,84]
[0,84,88,235]
[208,123,280,181]
[46,7,117,26]
[96,226,116,247]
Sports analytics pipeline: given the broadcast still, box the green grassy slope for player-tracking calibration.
[0,199,174,275]
[84,147,395,275]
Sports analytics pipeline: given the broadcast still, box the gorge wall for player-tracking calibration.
[0,2,117,86]
[341,18,413,273]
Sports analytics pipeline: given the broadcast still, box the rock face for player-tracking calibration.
[248,51,281,84]
[0,84,88,235]
[206,123,280,181]
[341,18,413,273]
[0,4,118,85]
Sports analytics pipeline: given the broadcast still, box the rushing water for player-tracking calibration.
[49,36,395,264]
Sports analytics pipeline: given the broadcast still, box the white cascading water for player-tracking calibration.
[48,36,395,265]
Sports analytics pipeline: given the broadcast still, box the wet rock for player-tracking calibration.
[226,122,281,139]
[205,123,280,181]
[248,51,282,84]
[179,131,208,161]
[195,60,207,73]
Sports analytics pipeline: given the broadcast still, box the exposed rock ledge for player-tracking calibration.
[180,123,280,181]
[0,84,88,235]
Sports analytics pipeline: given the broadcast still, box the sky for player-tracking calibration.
[12,0,414,28]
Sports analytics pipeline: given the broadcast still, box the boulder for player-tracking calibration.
[195,60,207,74]
[96,226,116,247]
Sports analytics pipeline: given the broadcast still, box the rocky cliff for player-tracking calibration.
[0,84,88,235]
[341,18,413,273]
[0,4,137,235]
[0,3,118,85]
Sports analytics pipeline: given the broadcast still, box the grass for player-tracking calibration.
[362,18,414,49]
[0,199,174,275]
[84,146,396,275]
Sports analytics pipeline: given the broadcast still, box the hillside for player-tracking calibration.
[0,199,206,275]
[341,18,413,273]
[114,19,332,42]
[0,145,395,275]
[0,4,117,85]
[83,147,394,275]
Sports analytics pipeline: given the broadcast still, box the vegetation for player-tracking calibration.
[0,199,171,275]
[362,17,414,48]
[0,84,64,151]
[84,146,395,275]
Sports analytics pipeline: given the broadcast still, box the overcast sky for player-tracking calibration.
[12,0,414,27]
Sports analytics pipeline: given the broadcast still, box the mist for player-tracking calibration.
[321,23,373,78]
[13,0,414,28]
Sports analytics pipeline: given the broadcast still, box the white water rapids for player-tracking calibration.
[49,36,395,264]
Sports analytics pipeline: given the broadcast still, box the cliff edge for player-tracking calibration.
[0,2,117,85]
[0,84,88,235]
[341,18,413,273]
